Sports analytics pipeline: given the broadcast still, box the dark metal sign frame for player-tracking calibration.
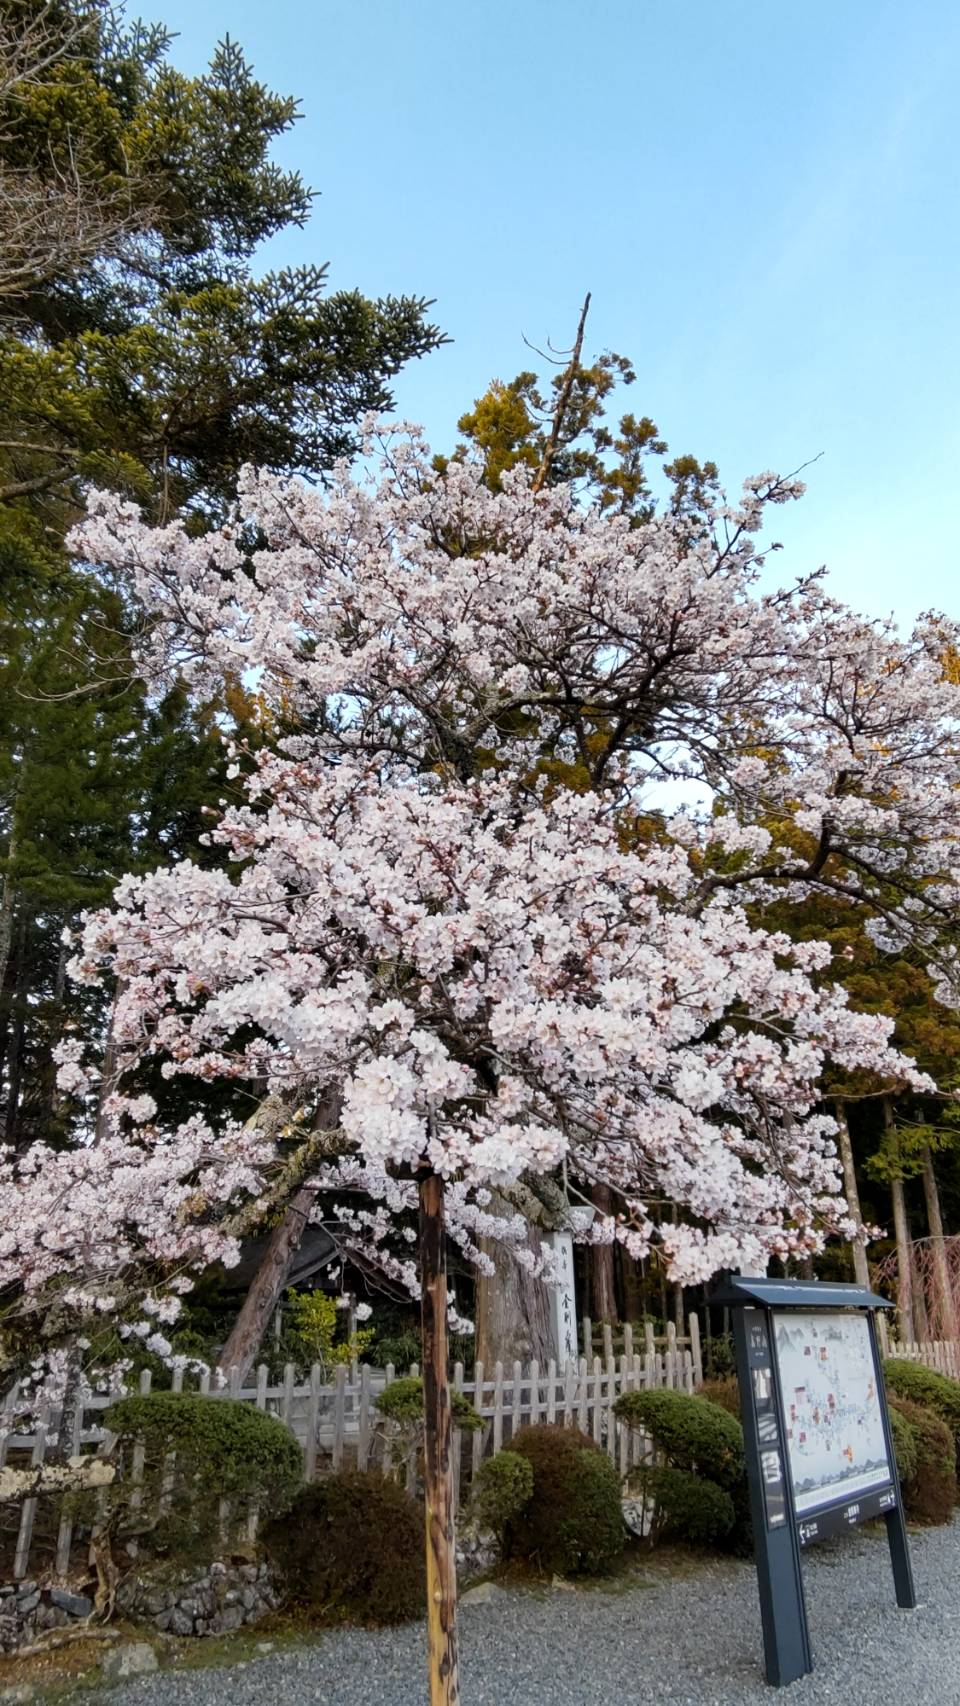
[711,1276,916,1687]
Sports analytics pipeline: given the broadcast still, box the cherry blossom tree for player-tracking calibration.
[36,425,958,1701]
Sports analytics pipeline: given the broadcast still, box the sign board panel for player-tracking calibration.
[773,1310,894,1516]
[549,1230,579,1363]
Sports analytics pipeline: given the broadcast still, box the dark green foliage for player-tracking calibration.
[99,1391,302,1558]
[698,1377,741,1419]
[613,1388,745,1489]
[263,1472,425,1625]
[887,1402,919,1485]
[887,1396,956,1525]
[374,1376,482,1432]
[884,1360,960,1469]
[636,1465,736,1546]
[468,1450,534,1538]
[106,1390,303,1503]
[506,1424,625,1577]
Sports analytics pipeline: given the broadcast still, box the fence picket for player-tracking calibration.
[14,1406,48,1579]
[303,1364,321,1481]
[471,1361,485,1479]
[492,1363,505,1455]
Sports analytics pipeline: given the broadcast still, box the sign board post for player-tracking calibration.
[711,1276,915,1688]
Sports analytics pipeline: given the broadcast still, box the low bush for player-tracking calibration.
[507,1424,625,1577]
[884,1360,960,1473]
[698,1377,741,1419]
[102,1391,303,1557]
[613,1388,745,1489]
[888,1397,956,1525]
[374,1376,483,1432]
[468,1450,534,1538]
[887,1402,919,1485]
[263,1471,425,1624]
[635,1464,736,1546]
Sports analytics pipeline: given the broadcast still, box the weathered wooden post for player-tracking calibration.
[419,1171,460,1706]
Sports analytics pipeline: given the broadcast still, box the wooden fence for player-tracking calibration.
[0,1316,702,1583]
[877,1315,960,1378]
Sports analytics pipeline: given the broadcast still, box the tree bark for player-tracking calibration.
[590,1183,619,1325]
[216,1180,319,1383]
[890,1176,915,1344]
[474,1197,553,1367]
[834,1102,870,1288]
[884,1098,916,1343]
[921,1143,959,1342]
[619,1247,642,1323]
[215,1091,342,1382]
[419,1172,459,1706]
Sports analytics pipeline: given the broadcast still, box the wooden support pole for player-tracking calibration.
[419,1172,460,1706]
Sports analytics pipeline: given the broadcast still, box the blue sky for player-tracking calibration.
[155,0,959,627]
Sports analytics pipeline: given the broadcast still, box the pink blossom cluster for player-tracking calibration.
[27,424,959,1339]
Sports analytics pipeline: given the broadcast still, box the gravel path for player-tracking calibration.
[86,1519,960,1705]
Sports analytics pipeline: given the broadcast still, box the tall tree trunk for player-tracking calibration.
[885,1098,916,1343]
[94,979,126,1144]
[619,1248,642,1323]
[216,1091,341,1382]
[2,914,26,1142]
[474,1198,553,1367]
[420,1172,459,1706]
[590,1183,618,1325]
[835,1101,870,1288]
[921,1143,959,1342]
[890,1176,915,1343]
[0,803,20,1003]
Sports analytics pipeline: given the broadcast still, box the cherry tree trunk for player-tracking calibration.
[921,1144,960,1342]
[215,1182,317,1382]
[834,1102,870,1288]
[590,1183,619,1325]
[474,1197,553,1368]
[419,1172,459,1706]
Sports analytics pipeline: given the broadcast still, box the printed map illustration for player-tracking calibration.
[773,1311,892,1514]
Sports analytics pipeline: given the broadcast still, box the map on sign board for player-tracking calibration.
[773,1311,892,1515]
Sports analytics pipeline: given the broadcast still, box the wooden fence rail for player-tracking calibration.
[0,1318,702,1582]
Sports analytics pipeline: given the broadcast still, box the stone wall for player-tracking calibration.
[0,1560,279,1651]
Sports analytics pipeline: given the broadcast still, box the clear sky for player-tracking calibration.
[153,0,959,627]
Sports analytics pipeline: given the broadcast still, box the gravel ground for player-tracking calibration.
[86,1519,960,1705]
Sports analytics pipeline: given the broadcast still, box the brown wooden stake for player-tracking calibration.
[419,1172,460,1706]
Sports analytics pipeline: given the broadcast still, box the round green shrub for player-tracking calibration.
[636,1464,736,1546]
[375,1376,483,1431]
[506,1424,625,1577]
[263,1471,426,1624]
[884,1360,960,1471]
[105,1391,303,1505]
[698,1377,741,1419]
[887,1397,956,1525]
[887,1402,918,1485]
[613,1388,745,1489]
[468,1450,534,1538]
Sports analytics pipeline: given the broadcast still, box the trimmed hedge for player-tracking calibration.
[636,1464,736,1546]
[887,1402,919,1485]
[105,1390,304,1506]
[884,1360,960,1472]
[507,1424,625,1577]
[374,1376,482,1432]
[613,1388,745,1489]
[468,1449,534,1538]
[264,1471,425,1624]
[887,1396,956,1525]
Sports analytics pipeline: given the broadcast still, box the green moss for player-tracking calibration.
[506,1424,625,1577]
[374,1375,482,1431]
[263,1472,425,1625]
[635,1464,736,1546]
[887,1396,956,1525]
[468,1450,534,1538]
[613,1387,745,1489]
